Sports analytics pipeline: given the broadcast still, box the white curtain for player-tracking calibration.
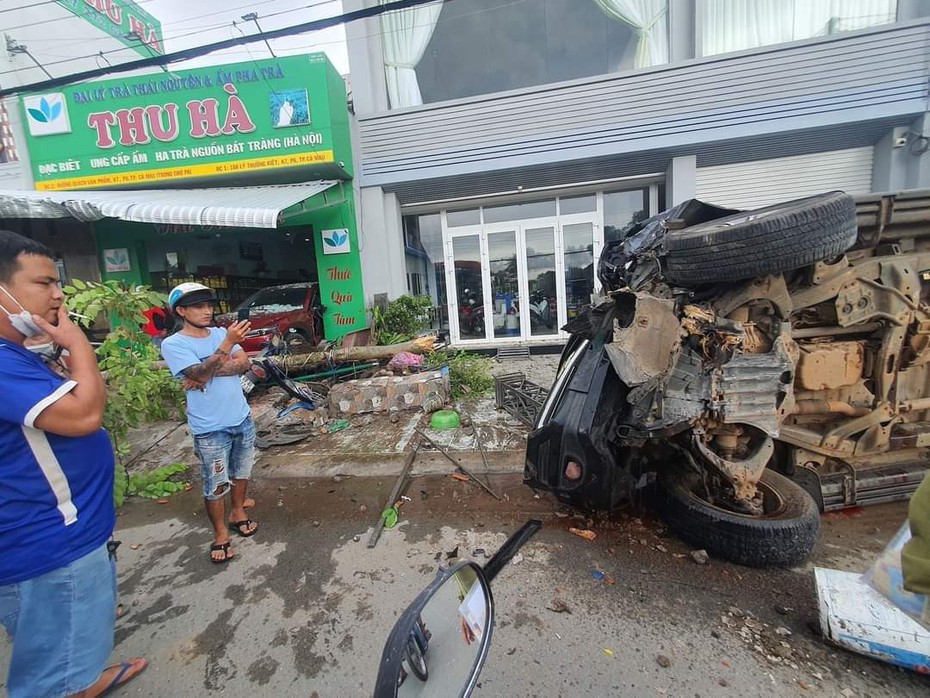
[702,0,898,56]
[701,0,794,55]
[793,0,897,39]
[379,0,443,109]
[593,0,669,69]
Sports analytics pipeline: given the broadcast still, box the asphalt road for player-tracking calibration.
[1,473,927,697]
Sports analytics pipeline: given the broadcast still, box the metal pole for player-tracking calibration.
[367,437,420,548]
[414,428,502,501]
[242,12,277,57]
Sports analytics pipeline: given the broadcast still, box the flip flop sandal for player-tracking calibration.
[210,542,234,564]
[99,659,147,696]
[229,519,258,538]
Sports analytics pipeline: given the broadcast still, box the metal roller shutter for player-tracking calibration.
[695,147,874,209]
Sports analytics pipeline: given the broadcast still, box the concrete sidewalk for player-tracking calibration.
[124,353,562,482]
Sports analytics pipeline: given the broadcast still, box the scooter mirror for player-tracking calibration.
[374,562,493,698]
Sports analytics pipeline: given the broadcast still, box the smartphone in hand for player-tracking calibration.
[237,307,250,322]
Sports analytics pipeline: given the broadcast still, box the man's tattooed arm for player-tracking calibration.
[181,344,236,383]
[213,351,250,377]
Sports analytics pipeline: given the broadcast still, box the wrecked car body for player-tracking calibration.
[525,190,930,568]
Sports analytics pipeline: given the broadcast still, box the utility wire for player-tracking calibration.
[0,0,59,14]
[1,0,159,33]
[0,1,337,79]
[0,0,450,97]
[0,0,341,76]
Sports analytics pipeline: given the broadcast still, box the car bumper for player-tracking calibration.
[523,338,634,511]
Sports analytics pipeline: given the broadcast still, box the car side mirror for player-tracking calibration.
[374,562,493,697]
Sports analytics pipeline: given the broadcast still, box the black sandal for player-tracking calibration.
[229,519,258,538]
[210,542,234,564]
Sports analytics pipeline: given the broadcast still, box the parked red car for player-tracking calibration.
[216,282,324,353]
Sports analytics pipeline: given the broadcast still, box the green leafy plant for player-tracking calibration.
[372,295,433,345]
[127,463,189,499]
[64,279,185,506]
[425,350,493,399]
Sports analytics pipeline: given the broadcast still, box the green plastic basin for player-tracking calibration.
[430,410,461,429]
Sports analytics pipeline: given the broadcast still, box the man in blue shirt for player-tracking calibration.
[0,230,146,696]
[160,283,257,564]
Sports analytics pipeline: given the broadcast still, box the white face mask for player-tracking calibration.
[0,284,44,338]
[26,341,57,358]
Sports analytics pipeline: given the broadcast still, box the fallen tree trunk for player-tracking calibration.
[119,335,437,378]
[263,335,437,375]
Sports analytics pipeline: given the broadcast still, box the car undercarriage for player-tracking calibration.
[525,190,930,568]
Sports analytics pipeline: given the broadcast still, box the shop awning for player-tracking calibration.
[0,181,340,229]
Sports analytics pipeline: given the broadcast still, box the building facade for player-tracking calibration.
[345,0,930,347]
[3,52,367,340]
[0,0,166,285]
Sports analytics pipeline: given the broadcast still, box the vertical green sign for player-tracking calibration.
[310,199,367,338]
[56,0,164,57]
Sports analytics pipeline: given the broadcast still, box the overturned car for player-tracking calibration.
[525,191,930,568]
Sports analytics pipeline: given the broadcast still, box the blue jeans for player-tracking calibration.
[0,543,116,697]
[193,416,256,499]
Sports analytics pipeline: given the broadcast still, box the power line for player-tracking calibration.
[0,0,449,97]
[1,0,159,33]
[2,0,341,75]
[0,0,59,14]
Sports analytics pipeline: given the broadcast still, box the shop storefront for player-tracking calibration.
[5,53,365,340]
[401,184,659,345]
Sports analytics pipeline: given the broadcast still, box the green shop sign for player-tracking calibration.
[57,0,163,57]
[22,54,352,190]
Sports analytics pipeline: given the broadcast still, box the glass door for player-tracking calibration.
[450,234,488,341]
[562,221,595,326]
[487,230,521,340]
[522,225,559,338]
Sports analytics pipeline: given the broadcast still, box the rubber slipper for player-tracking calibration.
[99,657,148,696]
[229,519,258,538]
[210,542,234,564]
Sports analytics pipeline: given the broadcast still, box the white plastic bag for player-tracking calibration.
[863,522,930,631]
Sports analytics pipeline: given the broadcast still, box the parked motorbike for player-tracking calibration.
[373,520,541,697]
[527,290,553,329]
[458,288,485,336]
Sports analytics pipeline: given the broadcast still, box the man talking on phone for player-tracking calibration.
[0,230,147,696]
[160,283,258,564]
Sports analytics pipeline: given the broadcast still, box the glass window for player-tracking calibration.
[446,208,480,227]
[404,214,448,335]
[411,0,668,106]
[483,199,556,224]
[604,189,648,243]
[488,231,521,339]
[701,0,897,56]
[525,226,558,336]
[452,235,487,339]
[559,195,596,215]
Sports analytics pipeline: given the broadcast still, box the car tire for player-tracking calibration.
[656,468,820,569]
[663,191,857,285]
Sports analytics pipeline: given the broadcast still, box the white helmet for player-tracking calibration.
[167,282,216,312]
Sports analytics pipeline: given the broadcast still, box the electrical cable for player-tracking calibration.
[0,0,60,15]
[0,0,452,97]
[0,0,344,80]
[1,0,159,33]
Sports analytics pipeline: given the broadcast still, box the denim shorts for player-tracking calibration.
[0,543,117,697]
[192,416,256,499]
